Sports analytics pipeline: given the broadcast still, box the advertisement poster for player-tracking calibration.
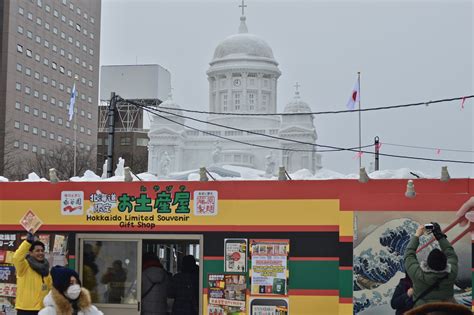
[208,274,246,314]
[250,239,289,295]
[19,210,42,233]
[38,234,51,253]
[249,297,289,315]
[224,239,247,272]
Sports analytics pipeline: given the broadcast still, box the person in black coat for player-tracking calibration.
[391,274,415,315]
[168,255,199,315]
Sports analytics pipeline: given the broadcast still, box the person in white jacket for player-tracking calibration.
[39,266,103,315]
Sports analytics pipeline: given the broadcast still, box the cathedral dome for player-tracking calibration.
[213,33,275,60]
[159,93,182,114]
[212,16,275,62]
[284,99,312,113]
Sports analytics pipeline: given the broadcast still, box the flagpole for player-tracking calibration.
[358,71,361,169]
[73,106,77,177]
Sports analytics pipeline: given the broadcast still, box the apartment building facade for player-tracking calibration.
[0,0,101,179]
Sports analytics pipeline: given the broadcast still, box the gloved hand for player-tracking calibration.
[26,231,35,243]
[431,222,447,240]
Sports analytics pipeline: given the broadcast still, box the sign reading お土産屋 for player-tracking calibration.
[82,185,218,229]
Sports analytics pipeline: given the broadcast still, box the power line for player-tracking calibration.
[383,143,474,154]
[124,97,474,164]
[125,97,371,152]
[157,94,474,116]
[137,104,370,153]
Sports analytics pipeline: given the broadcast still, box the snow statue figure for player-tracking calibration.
[212,142,222,165]
[101,160,108,179]
[160,152,171,176]
[114,157,125,177]
[264,152,276,177]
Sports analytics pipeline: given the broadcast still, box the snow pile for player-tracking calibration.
[21,172,48,182]
[0,176,8,182]
[370,168,434,179]
[70,170,102,182]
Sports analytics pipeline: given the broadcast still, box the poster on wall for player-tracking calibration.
[224,239,247,272]
[249,297,289,315]
[250,239,289,295]
[208,274,247,314]
[19,210,42,233]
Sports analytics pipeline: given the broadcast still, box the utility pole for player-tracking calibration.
[106,92,117,178]
[374,136,380,171]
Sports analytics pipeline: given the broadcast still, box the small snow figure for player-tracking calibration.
[160,152,171,176]
[264,152,276,177]
[212,142,222,164]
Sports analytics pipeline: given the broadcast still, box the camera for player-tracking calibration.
[424,223,434,230]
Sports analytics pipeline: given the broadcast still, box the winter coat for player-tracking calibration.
[390,277,414,315]
[13,240,53,311]
[404,236,458,307]
[168,271,199,315]
[38,287,103,315]
[404,301,472,315]
[141,266,169,315]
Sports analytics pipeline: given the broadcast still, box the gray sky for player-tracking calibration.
[100,0,473,177]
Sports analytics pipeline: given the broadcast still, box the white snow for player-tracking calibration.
[0,159,451,182]
[21,172,48,182]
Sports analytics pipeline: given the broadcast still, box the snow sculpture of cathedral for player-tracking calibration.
[148,7,322,176]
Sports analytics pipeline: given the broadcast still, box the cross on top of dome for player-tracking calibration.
[239,0,247,16]
[294,82,301,101]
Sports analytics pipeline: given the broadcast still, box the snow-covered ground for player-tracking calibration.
[0,159,453,183]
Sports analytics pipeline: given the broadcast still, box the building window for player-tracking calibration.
[42,94,48,102]
[45,22,50,30]
[44,40,49,48]
[66,121,70,128]
[80,126,84,133]
[17,25,24,34]
[25,67,31,76]
[76,24,81,31]
[33,90,39,98]
[14,141,20,148]
[18,7,24,15]
[27,31,32,39]
[32,145,37,153]
[17,44,23,53]
[58,135,62,142]
[16,82,21,91]
[35,54,40,62]
[40,148,45,154]
[45,5,51,12]
[54,9,59,17]
[25,86,31,95]
[15,102,21,110]
[27,12,33,20]
[43,75,48,84]
[87,96,92,104]
[58,100,63,107]
[52,62,57,70]
[79,143,84,149]
[233,93,241,110]
[51,80,57,87]
[136,138,148,146]
[34,72,40,80]
[36,17,42,25]
[65,138,70,144]
[33,108,39,116]
[50,115,55,122]
[58,118,63,125]
[32,127,38,135]
[23,124,29,132]
[42,112,47,119]
[24,105,30,113]
[120,137,131,146]
[50,97,56,105]
[14,121,20,129]
[87,129,91,135]
[16,63,22,72]
[23,143,29,151]
[248,92,255,109]
[49,132,55,140]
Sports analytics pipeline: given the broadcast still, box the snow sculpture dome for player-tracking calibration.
[284,98,312,113]
[211,17,276,62]
[157,93,182,116]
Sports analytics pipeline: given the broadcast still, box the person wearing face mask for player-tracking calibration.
[13,232,52,315]
[39,266,103,315]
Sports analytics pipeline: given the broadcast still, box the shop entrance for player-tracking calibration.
[76,234,203,315]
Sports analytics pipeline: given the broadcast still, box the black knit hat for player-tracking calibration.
[51,266,81,293]
[427,249,447,271]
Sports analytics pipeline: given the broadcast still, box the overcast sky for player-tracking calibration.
[100,0,473,177]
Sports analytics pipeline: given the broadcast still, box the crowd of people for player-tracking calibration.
[12,197,474,315]
[12,231,200,315]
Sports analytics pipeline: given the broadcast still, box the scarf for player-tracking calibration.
[26,254,50,277]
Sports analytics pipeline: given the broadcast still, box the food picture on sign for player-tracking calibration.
[224,239,247,272]
[208,274,246,314]
[250,240,289,296]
